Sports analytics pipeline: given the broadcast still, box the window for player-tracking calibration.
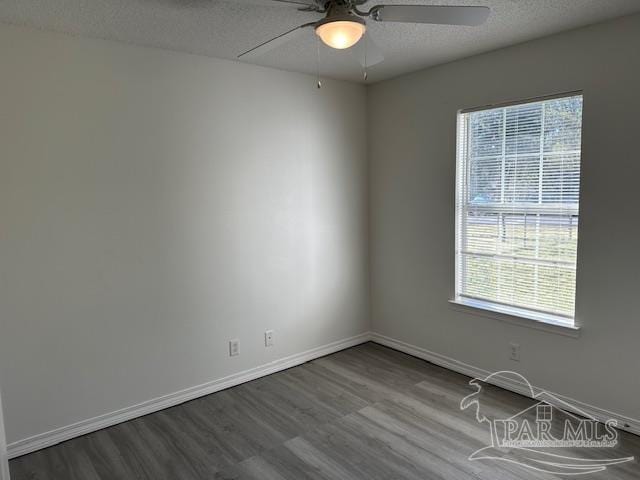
[455,94,583,327]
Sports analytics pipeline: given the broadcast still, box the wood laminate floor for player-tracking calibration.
[10,343,640,479]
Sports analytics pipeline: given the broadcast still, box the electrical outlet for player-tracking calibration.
[265,330,274,347]
[509,342,521,362]
[229,339,239,357]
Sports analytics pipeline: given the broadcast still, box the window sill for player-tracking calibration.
[449,298,581,338]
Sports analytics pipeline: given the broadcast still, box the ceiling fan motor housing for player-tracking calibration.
[317,8,366,29]
[320,2,364,22]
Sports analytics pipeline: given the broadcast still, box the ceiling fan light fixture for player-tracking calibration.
[315,17,366,50]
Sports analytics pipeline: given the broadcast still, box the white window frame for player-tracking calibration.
[452,92,583,334]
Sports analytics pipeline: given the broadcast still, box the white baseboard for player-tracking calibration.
[7,332,372,459]
[370,332,640,437]
[9,331,638,461]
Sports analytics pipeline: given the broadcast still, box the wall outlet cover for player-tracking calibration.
[265,330,274,347]
[509,342,521,362]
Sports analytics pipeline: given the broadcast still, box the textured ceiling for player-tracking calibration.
[1,0,639,83]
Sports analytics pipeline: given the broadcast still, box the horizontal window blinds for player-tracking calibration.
[456,95,583,321]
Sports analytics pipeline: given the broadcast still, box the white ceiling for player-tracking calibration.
[1,0,639,83]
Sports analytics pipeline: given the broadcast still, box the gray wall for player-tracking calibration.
[0,25,369,444]
[369,13,640,422]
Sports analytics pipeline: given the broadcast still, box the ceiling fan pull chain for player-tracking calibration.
[316,35,322,89]
[363,33,368,81]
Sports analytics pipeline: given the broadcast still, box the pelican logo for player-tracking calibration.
[460,371,634,475]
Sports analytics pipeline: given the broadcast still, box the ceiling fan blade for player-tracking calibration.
[369,5,490,26]
[235,0,318,7]
[351,35,385,68]
[238,22,316,60]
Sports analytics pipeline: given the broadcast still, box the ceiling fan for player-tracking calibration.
[237,0,490,69]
